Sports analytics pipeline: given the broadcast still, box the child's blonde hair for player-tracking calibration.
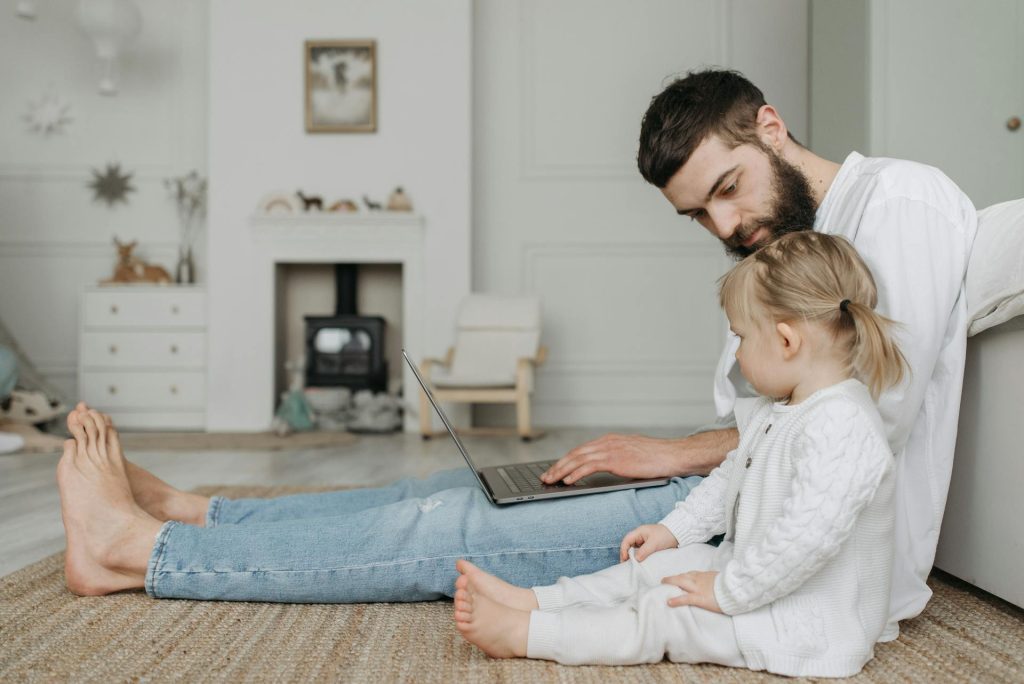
[719,231,907,399]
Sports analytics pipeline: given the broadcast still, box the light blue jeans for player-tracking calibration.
[145,467,702,603]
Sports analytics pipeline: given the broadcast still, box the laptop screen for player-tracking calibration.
[402,350,493,497]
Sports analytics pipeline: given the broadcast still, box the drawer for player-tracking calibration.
[83,289,206,328]
[79,371,206,409]
[81,332,206,368]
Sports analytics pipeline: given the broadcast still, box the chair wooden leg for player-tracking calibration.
[420,388,432,438]
[516,387,531,440]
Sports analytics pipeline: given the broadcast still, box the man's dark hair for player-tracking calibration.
[637,69,799,188]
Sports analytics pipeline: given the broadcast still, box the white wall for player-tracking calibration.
[472,0,809,428]
[206,0,472,430]
[809,0,870,161]
[0,1,207,400]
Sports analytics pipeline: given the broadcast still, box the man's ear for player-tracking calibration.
[775,321,801,360]
[755,105,788,152]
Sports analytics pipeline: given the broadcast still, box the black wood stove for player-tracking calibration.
[304,265,388,392]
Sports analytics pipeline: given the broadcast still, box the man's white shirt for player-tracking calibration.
[711,152,977,640]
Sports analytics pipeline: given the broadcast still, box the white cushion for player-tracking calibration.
[967,199,1024,336]
[445,329,541,385]
[429,295,542,388]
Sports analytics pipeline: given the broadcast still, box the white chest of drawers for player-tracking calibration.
[78,286,207,430]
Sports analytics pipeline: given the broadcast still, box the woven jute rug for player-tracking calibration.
[2,485,1023,683]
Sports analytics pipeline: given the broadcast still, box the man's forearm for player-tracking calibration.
[672,428,739,477]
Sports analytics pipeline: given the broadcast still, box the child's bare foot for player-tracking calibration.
[57,409,162,595]
[455,559,539,611]
[69,403,209,525]
[453,586,530,658]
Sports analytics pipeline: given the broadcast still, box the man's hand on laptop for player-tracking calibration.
[541,433,688,484]
[540,428,739,485]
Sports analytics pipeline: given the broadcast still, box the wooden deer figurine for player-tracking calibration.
[102,238,172,285]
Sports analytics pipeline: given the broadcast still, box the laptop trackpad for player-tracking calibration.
[579,472,643,487]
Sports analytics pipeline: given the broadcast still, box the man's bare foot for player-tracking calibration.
[58,409,163,595]
[454,586,530,658]
[455,559,539,611]
[69,403,209,525]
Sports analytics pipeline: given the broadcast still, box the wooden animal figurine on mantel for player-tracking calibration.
[386,186,413,211]
[102,238,172,285]
[327,199,358,212]
[296,190,323,211]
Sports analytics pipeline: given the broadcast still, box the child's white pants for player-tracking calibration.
[526,543,745,667]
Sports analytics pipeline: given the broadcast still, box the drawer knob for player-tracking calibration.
[171,305,180,314]
[108,385,117,395]
[110,305,119,314]
[170,344,179,354]
[109,345,118,355]
[170,385,178,394]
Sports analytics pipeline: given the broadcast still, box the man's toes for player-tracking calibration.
[81,411,99,441]
[85,410,108,452]
[67,410,84,435]
[67,413,88,454]
[78,411,108,465]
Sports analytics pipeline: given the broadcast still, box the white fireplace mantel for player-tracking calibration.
[251,212,424,250]
[250,212,425,432]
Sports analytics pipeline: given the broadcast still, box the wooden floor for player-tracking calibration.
[0,426,685,578]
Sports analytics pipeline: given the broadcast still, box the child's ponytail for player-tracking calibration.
[842,300,907,400]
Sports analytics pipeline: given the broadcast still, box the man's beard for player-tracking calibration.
[723,150,818,260]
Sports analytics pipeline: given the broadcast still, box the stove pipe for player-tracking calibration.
[334,264,357,316]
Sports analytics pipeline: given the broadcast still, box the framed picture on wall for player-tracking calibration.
[305,39,377,133]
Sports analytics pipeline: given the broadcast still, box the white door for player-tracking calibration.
[870,0,1024,208]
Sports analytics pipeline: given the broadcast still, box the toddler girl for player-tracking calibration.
[452,231,908,678]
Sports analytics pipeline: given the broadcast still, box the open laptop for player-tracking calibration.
[404,349,671,504]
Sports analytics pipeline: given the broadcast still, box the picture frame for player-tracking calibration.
[304,39,377,133]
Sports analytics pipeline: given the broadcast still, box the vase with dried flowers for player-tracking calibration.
[164,170,207,284]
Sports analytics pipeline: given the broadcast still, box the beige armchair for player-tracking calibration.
[418,295,547,440]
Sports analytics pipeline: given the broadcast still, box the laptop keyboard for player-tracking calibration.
[496,462,585,494]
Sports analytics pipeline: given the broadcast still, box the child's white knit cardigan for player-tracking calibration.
[661,379,895,678]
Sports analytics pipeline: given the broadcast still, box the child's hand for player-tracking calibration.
[619,524,678,562]
[661,570,722,613]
